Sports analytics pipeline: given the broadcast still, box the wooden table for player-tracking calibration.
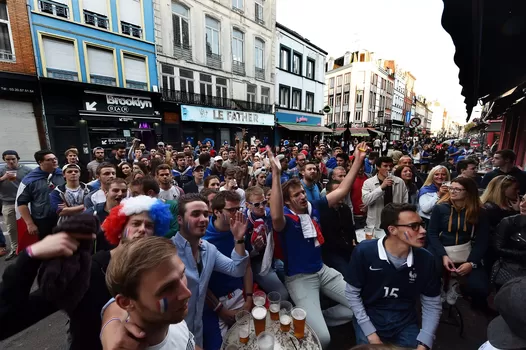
[221,312,321,350]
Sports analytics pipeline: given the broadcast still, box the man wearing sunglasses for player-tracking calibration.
[345,203,441,350]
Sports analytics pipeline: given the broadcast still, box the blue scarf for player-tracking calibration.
[418,183,439,199]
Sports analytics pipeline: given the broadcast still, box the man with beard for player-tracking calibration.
[156,164,184,201]
[87,147,105,181]
[100,193,249,348]
[0,196,172,350]
[105,236,195,349]
[301,161,321,202]
[84,162,117,210]
[108,144,128,167]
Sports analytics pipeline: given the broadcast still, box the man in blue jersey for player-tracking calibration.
[345,203,442,350]
[268,143,368,349]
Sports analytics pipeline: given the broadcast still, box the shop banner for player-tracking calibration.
[181,105,274,126]
[82,91,155,116]
[275,111,323,126]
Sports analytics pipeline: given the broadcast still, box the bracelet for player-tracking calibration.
[214,302,223,313]
[100,317,121,339]
[245,293,253,297]
[26,246,34,258]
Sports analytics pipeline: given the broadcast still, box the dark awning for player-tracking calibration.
[485,121,502,132]
[278,124,333,133]
[441,0,526,120]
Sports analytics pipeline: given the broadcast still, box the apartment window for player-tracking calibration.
[356,90,363,105]
[86,46,116,86]
[42,36,78,81]
[216,77,227,103]
[161,65,176,98]
[305,58,315,79]
[255,0,264,24]
[200,73,212,96]
[279,85,289,108]
[123,54,147,90]
[172,2,191,59]
[261,87,269,105]
[83,0,109,29]
[247,84,256,103]
[205,16,221,68]
[120,0,142,38]
[306,92,314,112]
[292,52,302,75]
[328,95,334,106]
[292,89,301,110]
[255,38,264,80]
[355,111,362,121]
[329,78,334,88]
[359,53,365,62]
[179,68,194,95]
[279,46,290,71]
[343,92,349,106]
[38,0,69,19]
[344,73,350,84]
[0,1,14,61]
[335,94,341,107]
[232,0,243,11]
[336,75,342,87]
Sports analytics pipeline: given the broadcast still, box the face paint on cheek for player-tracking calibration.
[158,297,168,313]
[123,228,129,238]
[404,231,410,241]
[186,221,191,233]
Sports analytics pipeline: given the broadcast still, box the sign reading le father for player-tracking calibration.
[181,105,274,126]
[82,91,155,116]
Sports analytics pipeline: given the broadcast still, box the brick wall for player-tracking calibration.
[0,0,36,74]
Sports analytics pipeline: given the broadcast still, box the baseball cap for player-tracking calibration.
[276,154,285,161]
[62,163,81,172]
[213,155,223,162]
[254,168,267,177]
[487,278,526,349]
[157,142,165,146]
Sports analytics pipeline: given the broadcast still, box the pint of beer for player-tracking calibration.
[253,291,266,308]
[252,306,267,336]
[279,301,293,332]
[235,310,250,344]
[291,307,307,339]
[267,291,281,321]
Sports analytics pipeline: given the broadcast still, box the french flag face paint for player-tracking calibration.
[158,297,168,313]
[404,231,410,241]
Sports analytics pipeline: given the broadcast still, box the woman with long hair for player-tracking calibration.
[418,165,450,225]
[394,165,418,205]
[117,162,132,179]
[427,177,490,312]
[411,147,421,166]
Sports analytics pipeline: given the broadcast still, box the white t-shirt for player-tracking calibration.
[478,341,502,350]
[219,186,246,207]
[91,189,106,206]
[158,186,182,201]
[147,321,195,350]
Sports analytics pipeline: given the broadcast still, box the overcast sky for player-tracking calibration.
[276,0,469,125]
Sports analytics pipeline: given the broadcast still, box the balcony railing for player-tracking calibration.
[47,68,78,81]
[255,67,265,80]
[174,43,192,61]
[126,80,148,91]
[39,0,69,18]
[0,50,14,62]
[121,22,143,39]
[161,89,272,114]
[90,74,116,87]
[232,60,245,76]
[84,11,109,29]
[206,52,222,69]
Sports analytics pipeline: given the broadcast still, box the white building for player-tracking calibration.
[154,0,276,145]
[391,69,406,140]
[324,50,391,139]
[274,22,331,144]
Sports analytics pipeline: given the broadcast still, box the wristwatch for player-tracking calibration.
[417,341,430,350]
[470,262,478,269]
[235,239,245,244]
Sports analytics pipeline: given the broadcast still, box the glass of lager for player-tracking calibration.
[267,292,281,321]
[291,307,307,339]
[257,331,275,350]
[252,306,267,336]
[253,291,266,308]
[279,301,293,332]
[235,310,251,344]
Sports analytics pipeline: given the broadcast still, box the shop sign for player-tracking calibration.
[276,111,323,126]
[181,105,274,126]
[101,137,127,146]
[0,73,38,97]
[82,91,155,116]
[296,116,308,123]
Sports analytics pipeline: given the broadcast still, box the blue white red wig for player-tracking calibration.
[102,195,172,245]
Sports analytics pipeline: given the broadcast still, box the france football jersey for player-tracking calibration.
[345,237,440,338]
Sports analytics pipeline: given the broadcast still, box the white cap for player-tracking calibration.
[213,155,223,162]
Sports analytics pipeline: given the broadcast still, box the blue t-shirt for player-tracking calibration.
[277,197,328,276]
[345,237,440,337]
[301,180,320,202]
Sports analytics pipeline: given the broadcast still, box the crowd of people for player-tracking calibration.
[0,132,525,350]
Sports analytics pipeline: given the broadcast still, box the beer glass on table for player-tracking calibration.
[235,310,251,344]
[279,301,293,332]
[364,226,375,240]
[253,291,266,308]
[257,331,275,350]
[252,306,267,336]
[267,292,281,321]
[291,307,307,339]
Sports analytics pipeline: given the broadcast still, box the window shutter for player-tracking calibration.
[42,37,76,72]
[119,0,141,26]
[181,18,189,46]
[87,46,114,77]
[172,13,181,46]
[83,0,108,15]
[124,54,147,83]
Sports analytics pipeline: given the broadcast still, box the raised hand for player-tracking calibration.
[353,141,368,160]
[30,232,96,260]
[266,145,281,172]
[230,211,248,241]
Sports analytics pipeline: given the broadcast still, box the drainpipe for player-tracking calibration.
[27,0,51,149]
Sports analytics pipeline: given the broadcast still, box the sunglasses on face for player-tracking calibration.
[248,200,268,208]
[223,207,241,214]
[394,222,426,231]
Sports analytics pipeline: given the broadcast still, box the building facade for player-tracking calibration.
[391,68,406,140]
[154,0,276,147]
[0,0,45,159]
[29,0,160,163]
[275,22,330,145]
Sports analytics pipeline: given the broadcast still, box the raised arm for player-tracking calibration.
[326,142,367,207]
[267,146,286,232]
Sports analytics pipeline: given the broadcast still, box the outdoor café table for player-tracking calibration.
[221,311,322,349]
